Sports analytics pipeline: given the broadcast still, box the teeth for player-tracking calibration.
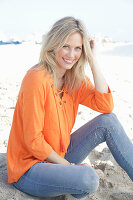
[64,58,73,63]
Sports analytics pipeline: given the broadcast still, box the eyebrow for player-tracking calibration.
[64,44,82,48]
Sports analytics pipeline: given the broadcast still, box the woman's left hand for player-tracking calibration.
[78,163,90,166]
[89,38,96,56]
[89,39,95,50]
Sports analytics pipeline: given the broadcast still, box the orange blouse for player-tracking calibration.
[7,70,114,183]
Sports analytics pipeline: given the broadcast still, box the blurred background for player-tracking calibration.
[0,0,133,78]
[0,0,133,42]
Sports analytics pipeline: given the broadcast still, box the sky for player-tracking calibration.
[0,0,133,41]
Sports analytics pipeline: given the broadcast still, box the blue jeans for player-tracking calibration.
[13,113,133,199]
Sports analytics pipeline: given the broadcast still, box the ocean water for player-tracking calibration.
[103,43,133,57]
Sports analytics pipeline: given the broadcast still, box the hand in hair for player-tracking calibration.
[89,39,95,50]
[89,38,96,55]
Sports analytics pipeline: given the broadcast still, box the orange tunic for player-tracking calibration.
[7,70,114,183]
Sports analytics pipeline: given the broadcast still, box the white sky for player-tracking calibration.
[0,0,133,41]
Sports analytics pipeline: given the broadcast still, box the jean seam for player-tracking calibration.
[106,128,133,176]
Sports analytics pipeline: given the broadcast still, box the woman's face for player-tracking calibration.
[55,32,83,73]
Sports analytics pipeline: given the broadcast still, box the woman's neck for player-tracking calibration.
[56,78,64,90]
[56,67,66,80]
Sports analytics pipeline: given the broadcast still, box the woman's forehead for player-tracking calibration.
[65,32,83,45]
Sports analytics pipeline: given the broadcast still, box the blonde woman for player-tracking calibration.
[7,17,133,199]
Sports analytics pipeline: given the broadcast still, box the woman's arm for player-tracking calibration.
[89,40,109,93]
[78,39,114,113]
[46,150,70,165]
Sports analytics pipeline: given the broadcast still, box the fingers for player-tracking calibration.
[95,169,104,179]
[78,163,92,167]
[89,40,95,49]
[88,36,95,50]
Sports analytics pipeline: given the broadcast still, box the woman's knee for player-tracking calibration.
[100,112,117,120]
[105,112,117,120]
[79,166,99,194]
[98,112,119,127]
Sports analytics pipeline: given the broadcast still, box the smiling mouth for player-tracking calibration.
[63,58,73,64]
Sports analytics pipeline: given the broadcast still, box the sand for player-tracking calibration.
[0,42,133,200]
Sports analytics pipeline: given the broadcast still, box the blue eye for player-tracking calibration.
[76,47,82,50]
[63,45,69,48]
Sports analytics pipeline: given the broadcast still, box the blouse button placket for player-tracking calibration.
[59,101,62,106]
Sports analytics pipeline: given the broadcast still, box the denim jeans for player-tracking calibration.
[13,113,133,199]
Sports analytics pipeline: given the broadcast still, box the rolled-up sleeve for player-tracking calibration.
[21,74,53,161]
[79,77,114,113]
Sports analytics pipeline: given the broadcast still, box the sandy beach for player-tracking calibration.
[0,42,133,200]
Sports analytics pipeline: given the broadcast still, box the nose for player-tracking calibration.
[67,49,75,58]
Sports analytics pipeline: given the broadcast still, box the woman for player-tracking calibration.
[7,16,133,199]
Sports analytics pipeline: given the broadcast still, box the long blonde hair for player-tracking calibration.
[37,16,93,91]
